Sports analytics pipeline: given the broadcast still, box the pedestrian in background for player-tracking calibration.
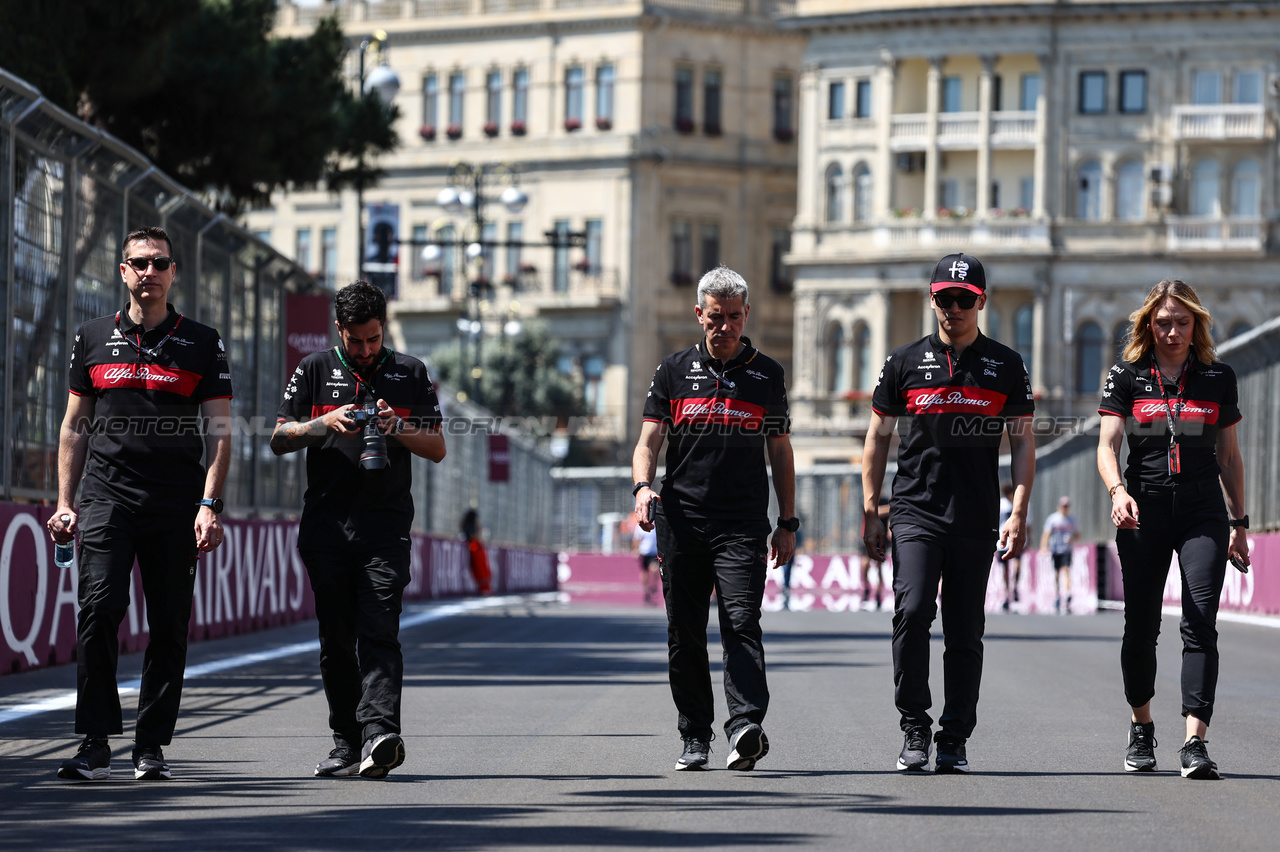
[863,252,1036,774]
[634,517,660,605]
[1040,496,1079,613]
[48,227,232,782]
[271,280,446,779]
[1097,278,1249,780]
[632,265,795,772]
[461,508,492,595]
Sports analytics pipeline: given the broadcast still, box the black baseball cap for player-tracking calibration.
[929,253,986,296]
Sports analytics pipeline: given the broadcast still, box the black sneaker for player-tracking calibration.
[1125,721,1158,772]
[1179,736,1220,780]
[314,746,360,777]
[896,726,931,772]
[934,736,969,774]
[57,737,111,781]
[132,745,172,780]
[726,723,769,771]
[675,736,711,771]
[359,733,406,779]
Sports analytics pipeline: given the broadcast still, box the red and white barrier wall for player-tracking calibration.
[0,502,556,675]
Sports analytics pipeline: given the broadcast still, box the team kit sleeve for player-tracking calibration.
[1097,362,1131,418]
[193,332,234,402]
[409,363,444,430]
[641,361,671,423]
[870,354,906,417]
[999,353,1036,419]
[1218,364,1242,427]
[277,359,312,423]
[68,325,92,396]
[763,369,791,437]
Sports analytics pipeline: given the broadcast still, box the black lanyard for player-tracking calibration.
[1150,353,1192,474]
[115,311,183,359]
[333,345,391,402]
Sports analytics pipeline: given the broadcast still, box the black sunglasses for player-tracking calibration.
[124,256,174,272]
[933,291,978,310]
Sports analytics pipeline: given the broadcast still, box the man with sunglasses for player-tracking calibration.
[862,252,1036,774]
[48,227,233,781]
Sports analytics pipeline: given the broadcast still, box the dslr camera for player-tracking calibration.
[347,402,389,470]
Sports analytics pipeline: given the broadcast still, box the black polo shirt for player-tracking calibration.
[1097,352,1240,486]
[642,336,789,532]
[871,331,1034,541]
[277,346,442,547]
[68,304,233,514]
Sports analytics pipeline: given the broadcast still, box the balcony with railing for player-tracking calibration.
[874,217,1050,250]
[283,0,794,27]
[1172,104,1266,141]
[1166,217,1265,252]
[990,111,1036,148]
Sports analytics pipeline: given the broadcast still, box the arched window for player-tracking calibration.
[1076,321,1104,394]
[853,163,872,222]
[1190,159,1220,217]
[853,322,872,390]
[1228,321,1253,339]
[1112,320,1130,363]
[825,163,844,224]
[1078,160,1102,220]
[825,322,847,392]
[1014,304,1034,374]
[1231,159,1260,217]
[1116,160,1145,221]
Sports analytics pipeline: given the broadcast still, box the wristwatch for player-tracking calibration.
[776,516,800,532]
[393,417,406,435]
[1228,515,1249,529]
[198,497,224,514]
[632,481,650,496]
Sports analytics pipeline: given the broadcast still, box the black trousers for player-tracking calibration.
[300,542,411,751]
[74,500,197,746]
[891,534,995,741]
[1116,482,1228,724]
[656,513,769,741]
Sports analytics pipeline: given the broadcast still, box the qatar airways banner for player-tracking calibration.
[285,292,333,377]
[0,502,555,675]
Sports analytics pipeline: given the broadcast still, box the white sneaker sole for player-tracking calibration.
[57,766,110,781]
[359,734,406,779]
[726,725,768,771]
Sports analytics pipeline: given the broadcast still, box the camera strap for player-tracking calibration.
[333,345,393,402]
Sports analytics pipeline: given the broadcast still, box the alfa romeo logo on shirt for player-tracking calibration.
[102,366,179,384]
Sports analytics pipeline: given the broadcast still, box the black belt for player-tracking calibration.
[1128,479,1220,497]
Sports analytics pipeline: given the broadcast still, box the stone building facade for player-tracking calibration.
[786,0,1280,465]
[247,0,803,457]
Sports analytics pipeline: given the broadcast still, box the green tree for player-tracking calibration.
[0,0,397,213]
[430,323,587,423]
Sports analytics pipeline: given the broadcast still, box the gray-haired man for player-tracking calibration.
[631,266,796,772]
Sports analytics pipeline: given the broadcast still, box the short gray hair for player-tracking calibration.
[696,265,749,309]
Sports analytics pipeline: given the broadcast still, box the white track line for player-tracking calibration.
[0,593,557,727]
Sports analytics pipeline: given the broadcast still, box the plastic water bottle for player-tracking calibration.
[54,514,75,569]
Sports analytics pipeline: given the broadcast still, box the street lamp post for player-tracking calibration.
[355,31,400,282]
[416,163,588,406]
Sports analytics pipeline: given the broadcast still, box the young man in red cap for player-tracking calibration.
[861,252,1036,773]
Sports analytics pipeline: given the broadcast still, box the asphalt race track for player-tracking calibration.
[1,596,1277,851]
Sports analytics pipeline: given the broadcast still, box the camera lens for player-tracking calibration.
[358,403,389,470]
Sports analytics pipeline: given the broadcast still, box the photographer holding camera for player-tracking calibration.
[271,280,445,779]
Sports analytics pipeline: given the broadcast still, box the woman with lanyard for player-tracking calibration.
[1097,278,1249,780]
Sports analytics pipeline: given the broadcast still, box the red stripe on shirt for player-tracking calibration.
[904,386,1008,415]
[671,397,767,429]
[1128,399,1220,425]
[89,363,201,396]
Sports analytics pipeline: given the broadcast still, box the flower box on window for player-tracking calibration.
[670,271,693,286]
[572,259,592,273]
[511,120,527,136]
[446,124,462,140]
[704,123,722,137]
[564,116,582,132]
[675,118,695,134]
[595,117,612,131]
[502,273,518,286]
[841,389,872,401]
[772,126,794,142]
[419,124,436,141]
[483,121,499,138]
[519,262,537,274]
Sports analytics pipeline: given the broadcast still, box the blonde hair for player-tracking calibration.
[1121,279,1216,365]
